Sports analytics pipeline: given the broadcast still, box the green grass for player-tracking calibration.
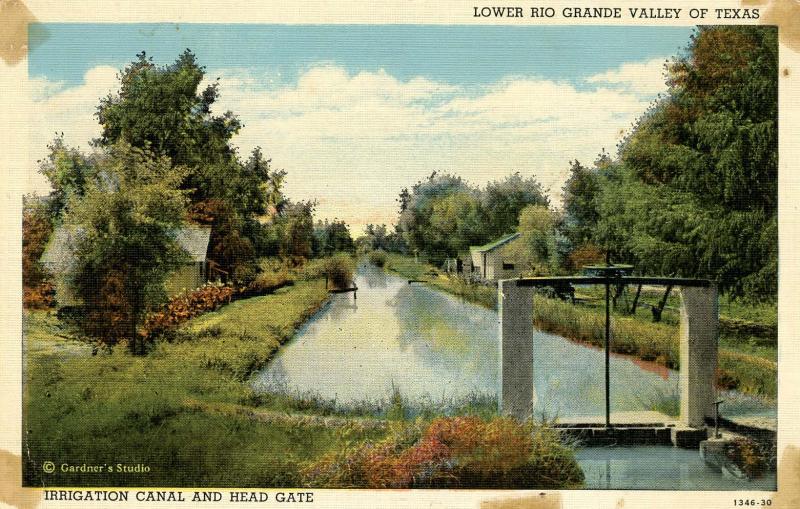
[575,285,777,337]
[24,270,583,488]
[534,295,776,399]
[23,280,380,487]
[385,253,497,309]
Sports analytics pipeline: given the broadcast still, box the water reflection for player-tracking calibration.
[253,266,773,421]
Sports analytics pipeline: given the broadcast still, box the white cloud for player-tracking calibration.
[586,57,670,97]
[26,65,119,194]
[26,62,665,233]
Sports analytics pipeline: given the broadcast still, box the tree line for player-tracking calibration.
[561,26,777,300]
[367,26,777,302]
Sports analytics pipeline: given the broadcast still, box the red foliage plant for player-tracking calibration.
[303,416,584,489]
[23,282,55,310]
[22,204,54,309]
[142,283,237,339]
[141,273,292,340]
[567,243,605,271]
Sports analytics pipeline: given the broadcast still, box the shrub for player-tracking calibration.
[142,266,296,340]
[303,416,583,489]
[323,254,355,290]
[725,437,768,479]
[142,283,237,339]
[23,282,55,310]
[717,350,777,397]
[566,243,605,271]
[22,200,53,291]
[368,250,388,267]
[241,270,293,297]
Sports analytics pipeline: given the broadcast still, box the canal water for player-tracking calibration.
[252,265,776,489]
[576,446,776,490]
[254,265,771,420]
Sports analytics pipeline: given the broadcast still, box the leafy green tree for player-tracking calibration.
[428,191,484,257]
[615,25,777,299]
[481,172,549,238]
[95,50,241,205]
[277,201,316,263]
[397,172,472,259]
[313,219,355,256]
[63,142,189,352]
[359,224,406,253]
[396,171,549,263]
[96,50,288,273]
[38,135,95,219]
[513,204,559,274]
[560,160,601,249]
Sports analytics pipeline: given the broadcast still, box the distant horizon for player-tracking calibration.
[27,23,695,234]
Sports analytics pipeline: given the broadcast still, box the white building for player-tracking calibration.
[469,233,523,281]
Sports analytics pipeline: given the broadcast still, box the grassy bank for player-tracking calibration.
[384,253,776,399]
[24,266,584,488]
[23,280,349,486]
[385,253,496,308]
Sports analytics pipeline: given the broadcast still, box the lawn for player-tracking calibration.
[24,269,584,488]
[23,280,372,487]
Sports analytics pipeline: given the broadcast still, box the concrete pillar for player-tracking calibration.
[498,280,535,421]
[679,285,719,428]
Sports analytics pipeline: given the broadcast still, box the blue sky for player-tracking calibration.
[30,24,693,89]
[27,24,696,231]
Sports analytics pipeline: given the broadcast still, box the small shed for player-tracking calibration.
[469,233,523,281]
[165,226,213,295]
[41,224,212,306]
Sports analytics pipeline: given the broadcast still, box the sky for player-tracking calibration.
[26,23,695,233]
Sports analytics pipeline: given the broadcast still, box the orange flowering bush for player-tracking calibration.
[142,273,294,340]
[142,284,237,339]
[303,417,583,489]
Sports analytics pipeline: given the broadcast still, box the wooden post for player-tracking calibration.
[630,284,642,315]
[652,284,673,322]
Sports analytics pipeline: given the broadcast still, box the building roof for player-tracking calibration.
[41,227,83,275]
[42,225,211,274]
[469,233,521,253]
[174,225,212,262]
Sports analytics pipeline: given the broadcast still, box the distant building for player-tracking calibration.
[469,233,523,281]
[41,225,212,306]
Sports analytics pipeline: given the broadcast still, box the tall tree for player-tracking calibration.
[95,50,241,206]
[481,172,549,238]
[63,142,189,351]
[95,50,287,274]
[38,135,95,219]
[560,160,601,249]
[277,201,316,263]
[599,26,777,299]
[503,204,562,275]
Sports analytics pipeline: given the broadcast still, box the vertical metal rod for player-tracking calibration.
[605,251,611,428]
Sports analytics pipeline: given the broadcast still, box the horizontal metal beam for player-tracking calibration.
[513,276,711,288]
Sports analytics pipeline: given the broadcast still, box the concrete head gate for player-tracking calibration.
[499,276,717,430]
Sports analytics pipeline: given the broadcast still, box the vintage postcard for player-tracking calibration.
[2,1,799,508]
